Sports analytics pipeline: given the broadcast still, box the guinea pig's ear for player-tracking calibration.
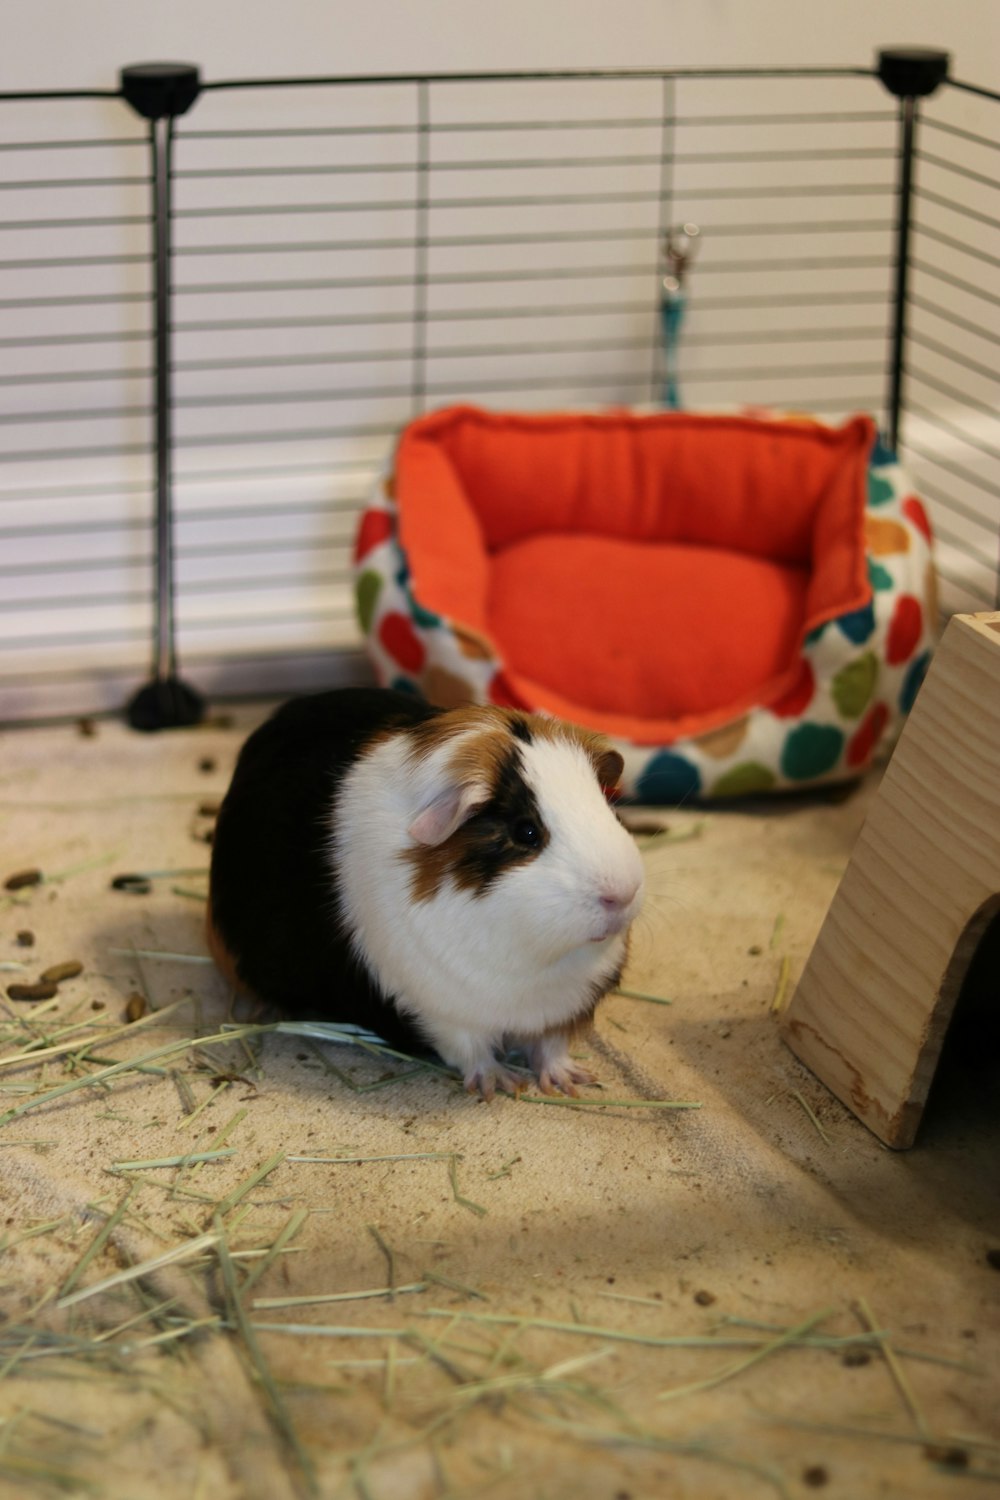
[595,748,625,793]
[408,778,490,847]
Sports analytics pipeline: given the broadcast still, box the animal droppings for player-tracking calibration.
[7,981,59,1002]
[4,869,42,891]
[40,961,84,985]
[923,1444,969,1470]
[111,874,153,895]
[125,993,149,1022]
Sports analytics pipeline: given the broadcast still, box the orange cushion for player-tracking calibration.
[490,534,810,724]
[396,405,874,743]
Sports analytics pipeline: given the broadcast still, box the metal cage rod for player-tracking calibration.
[877,46,951,454]
[118,62,205,730]
[150,114,175,688]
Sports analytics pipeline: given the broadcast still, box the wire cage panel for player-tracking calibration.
[899,82,1000,617]
[0,61,997,722]
[0,96,154,717]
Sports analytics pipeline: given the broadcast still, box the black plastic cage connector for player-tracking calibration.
[876,47,950,100]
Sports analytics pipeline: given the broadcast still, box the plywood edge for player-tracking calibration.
[958,609,1000,646]
[781,1009,922,1147]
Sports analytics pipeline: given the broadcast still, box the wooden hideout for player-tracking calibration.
[782,611,1000,1149]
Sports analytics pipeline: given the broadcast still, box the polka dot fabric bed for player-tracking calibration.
[353,405,936,801]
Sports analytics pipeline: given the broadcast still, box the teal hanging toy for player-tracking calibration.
[660,223,700,410]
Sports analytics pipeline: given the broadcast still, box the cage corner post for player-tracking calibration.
[120,63,206,731]
[875,45,950,456]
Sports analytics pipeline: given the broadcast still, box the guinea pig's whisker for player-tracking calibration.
[620,913,664,965]
[638,882,693,917]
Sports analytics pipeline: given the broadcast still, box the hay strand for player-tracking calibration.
[56,1231,219,1309]
[856,1297,930,1439]
[517,1094,701,1111]
[448,1155,488,1217]
[367,1224,398,1299]
[657,1307,836,1402]
[252,1323,410,1340]
[253,1283,426,1312]
[214,1219,318,1495]
[770,954,792,1013]
[790,1089,832,1145]
[0,995,195,1074]
[288,1152,454,1165]
[57,1186,135,1300]
[613,987,674,1006]
[239,1209,309,1298]
[419,1270,488,1302]
[0,1021,266,1124]
[110,1149,237,1173]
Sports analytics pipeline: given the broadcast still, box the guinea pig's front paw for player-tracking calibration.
[524,1032,598,1097]
[536,1059,597,1097]
[464,1061,527,1102]
[421,1021,527,1101]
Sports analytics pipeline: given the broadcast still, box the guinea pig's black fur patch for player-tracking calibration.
[207,688,439,1052]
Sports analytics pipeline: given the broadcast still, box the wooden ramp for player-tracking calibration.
[782,611,1000,1149]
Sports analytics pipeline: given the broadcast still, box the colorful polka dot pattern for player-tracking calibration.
[354,410,937,803]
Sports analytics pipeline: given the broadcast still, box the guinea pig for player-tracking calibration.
[207,688,644,1099]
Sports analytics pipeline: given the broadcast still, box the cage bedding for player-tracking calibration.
[354,404,936,800]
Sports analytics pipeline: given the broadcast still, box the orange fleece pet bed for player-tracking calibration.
[354,405,935,800]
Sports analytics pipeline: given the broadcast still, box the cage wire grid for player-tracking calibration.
[0,58,997,723]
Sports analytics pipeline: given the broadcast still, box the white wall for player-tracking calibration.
[4,0,997,93]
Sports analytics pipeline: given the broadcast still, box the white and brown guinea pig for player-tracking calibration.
[207,688,644,1099]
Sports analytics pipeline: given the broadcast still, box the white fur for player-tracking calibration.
[330,725,644,1089]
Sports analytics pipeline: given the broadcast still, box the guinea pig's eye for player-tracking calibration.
[511,817,542,849]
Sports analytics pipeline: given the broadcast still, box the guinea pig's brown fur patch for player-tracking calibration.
[402,709,623,903]
[409,706,622,789]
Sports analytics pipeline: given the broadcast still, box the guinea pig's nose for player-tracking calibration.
[599,879,641,914]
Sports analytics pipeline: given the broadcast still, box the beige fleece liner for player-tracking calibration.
[0,710,997,1500]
